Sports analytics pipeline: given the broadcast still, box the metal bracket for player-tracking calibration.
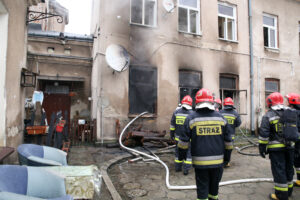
[26,9,63,24]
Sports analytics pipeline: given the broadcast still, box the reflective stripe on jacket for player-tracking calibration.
[178,109,231,169]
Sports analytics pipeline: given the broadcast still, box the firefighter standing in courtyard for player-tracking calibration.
[170,95,194,175]
[178,88,231,200]
[219,97,241,168]
[259,92,298,200]
[285,93,300,187]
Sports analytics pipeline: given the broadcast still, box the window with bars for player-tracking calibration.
[178,0,200,35]
[218,2,237,41]
[130,0,157,27]
[263,14,278,48]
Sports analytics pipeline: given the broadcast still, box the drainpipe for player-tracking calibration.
[248,0,255,135]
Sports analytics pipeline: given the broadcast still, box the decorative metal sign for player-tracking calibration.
[26,9,63,24]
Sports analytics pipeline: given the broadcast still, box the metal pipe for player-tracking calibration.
[249,0,255,135]
[119,112,278,190]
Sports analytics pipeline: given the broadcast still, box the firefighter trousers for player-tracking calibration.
[294,141,300,180]
[269,149,294,200]
[195,167,223,200]
[175,141,192,172]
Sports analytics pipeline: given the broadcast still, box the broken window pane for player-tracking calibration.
[179,7,188,32]
[131,0,143,24]
[270,29,275,48]
[263,16,274,26]
[179,0,197,8]
[129,66,157,114]
[218,16,225,39]
[263,27,269,47]
[144,0,155,26]
[218,4,233,16]
[227,18,233,40]
[189,10,197,34]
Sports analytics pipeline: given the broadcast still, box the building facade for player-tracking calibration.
[26,30,93,126]
[0,0,43,160]
[91,0,300,142]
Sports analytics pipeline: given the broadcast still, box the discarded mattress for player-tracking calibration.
[0,165,73,200]
[18,144,67,166]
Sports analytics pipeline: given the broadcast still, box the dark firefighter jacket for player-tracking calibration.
[219,106,242,141]
[170,107,193,141]
[178,108,231,169]
[259,108,294,151]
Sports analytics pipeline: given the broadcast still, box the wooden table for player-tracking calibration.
[0,147,15,164]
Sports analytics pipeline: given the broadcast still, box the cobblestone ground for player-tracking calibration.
[68,145,300,200]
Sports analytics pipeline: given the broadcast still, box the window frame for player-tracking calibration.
[265,78,280,108]
[177,0,201,35]
[130,0,157,28]
[218,2,237,42]
[178,70,202,109]
[263,13,278,49]
[128,65,157,116]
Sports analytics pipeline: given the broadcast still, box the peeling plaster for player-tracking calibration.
[7,126,19,138]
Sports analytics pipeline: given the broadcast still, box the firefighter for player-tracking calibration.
[285,93,300,187]
[170,95,194,175]
[259,92,295,200]
[178,88,231,200]
[219,97,241,168]
[214,98,222,111]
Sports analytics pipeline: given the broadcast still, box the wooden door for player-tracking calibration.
[42,94,71,127]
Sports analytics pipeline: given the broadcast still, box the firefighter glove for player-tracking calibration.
[259,144,267,158]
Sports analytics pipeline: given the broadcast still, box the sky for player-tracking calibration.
[56,0,93,35]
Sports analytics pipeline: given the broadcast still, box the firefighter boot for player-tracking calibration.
[294,180,300,187]
[183,169,189,175]
[269,193,279,200]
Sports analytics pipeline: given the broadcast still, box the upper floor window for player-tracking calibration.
[263,14,278,49]
[218,2,237,41]
[178,0,200,35]
[130,0,157,27]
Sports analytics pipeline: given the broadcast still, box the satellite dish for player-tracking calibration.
[105,44,130,72]
[163,0,175,13]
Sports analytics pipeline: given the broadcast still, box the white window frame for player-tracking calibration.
[218,2,237,42]
[177,0,201,35]
[130,0,157,28]
[263,13,278,49]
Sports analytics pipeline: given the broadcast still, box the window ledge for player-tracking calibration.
[130,22,157,29]
[178,30,202,37]
[128,113,157,118]
[264,47,280,53]
[219,38,239,43]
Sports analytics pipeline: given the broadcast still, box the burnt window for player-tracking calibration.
[220,74,238,103]
[129,65,157,114]
[179,70,202,108]
[265,78,280,100]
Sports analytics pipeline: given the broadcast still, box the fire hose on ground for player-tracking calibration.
[235,127,260,156]
[119,112,274,190]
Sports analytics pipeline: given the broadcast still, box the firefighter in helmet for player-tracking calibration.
[170,95,193,175]
[259,92,295,200]
[285,93,300,187]
[219,97,241,168]
[214,98,222,112]
[178,88,231,200]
